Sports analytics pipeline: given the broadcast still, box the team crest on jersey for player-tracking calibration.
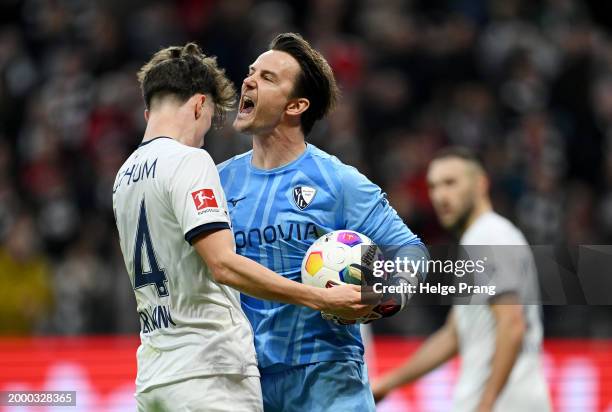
[293,186,316,210]
[191,188,218,211]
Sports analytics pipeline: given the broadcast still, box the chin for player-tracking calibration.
[440,218,456,230]
[233,118,252,133]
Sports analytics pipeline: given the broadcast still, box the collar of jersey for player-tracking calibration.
[138,136,173,147]
[247,143,312,175]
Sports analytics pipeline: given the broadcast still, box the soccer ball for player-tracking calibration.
[301,230,383,289]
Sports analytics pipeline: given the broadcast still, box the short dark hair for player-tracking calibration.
[137,43,236,127]
[431,146,485,171]
[269,33,339,135]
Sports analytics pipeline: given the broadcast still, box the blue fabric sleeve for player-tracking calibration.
[340,164,429,280]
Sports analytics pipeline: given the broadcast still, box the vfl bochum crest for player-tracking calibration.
[293,186,317,210]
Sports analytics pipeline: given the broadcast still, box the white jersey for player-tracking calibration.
[112,137,258,393]
[453,211,551,412]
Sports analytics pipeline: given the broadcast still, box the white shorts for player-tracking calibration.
[135,375,263,412]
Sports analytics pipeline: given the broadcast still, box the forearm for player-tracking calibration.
[376,324,458,396]
[391,242,430,283]
[479,317,525,409]
[365,243,429,323]
[212,249,323,310]
[194,228,369,318]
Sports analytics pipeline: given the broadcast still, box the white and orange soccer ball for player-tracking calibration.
[301,230,383,289]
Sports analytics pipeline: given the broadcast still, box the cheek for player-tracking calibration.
[429,190,443,206]
[455,188,473,210]
[438,190,460,212]
[260,90,287,114]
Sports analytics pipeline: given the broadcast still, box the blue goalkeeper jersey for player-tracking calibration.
[218,144,424,373]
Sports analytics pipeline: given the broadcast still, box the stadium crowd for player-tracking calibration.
[0,0,611,336]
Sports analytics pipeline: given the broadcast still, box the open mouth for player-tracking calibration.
[239,95,255,115]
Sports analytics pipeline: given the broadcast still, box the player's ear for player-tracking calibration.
[144,109,150,122]
[194,94,206,120]
[286,98,310,116]
[478,173,489,196]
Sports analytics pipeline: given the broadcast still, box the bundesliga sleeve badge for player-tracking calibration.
[191,188,218,211]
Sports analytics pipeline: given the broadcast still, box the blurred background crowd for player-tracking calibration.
[1,0,611,337]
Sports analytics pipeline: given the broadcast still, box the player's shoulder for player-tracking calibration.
[308,144,343,168]
[141,137,213,162]
[461,211,528,245]
[149,140,220,183]
[308,145,364,181]
[217,150,252,173]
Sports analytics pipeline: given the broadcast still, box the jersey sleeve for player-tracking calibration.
[169,150,231,245]
[339,165,429,279]
[339,165,419,245]
[461,222,536,303]
[485,246,535,302]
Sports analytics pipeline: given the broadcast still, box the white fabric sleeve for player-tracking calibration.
[169,150,231,244]
[487,246,538,303]
[463,245,534,304]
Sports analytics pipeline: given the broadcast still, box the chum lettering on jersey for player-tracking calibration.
[138,304,176,333]
[234,222,321,248]
[113,158,158,193]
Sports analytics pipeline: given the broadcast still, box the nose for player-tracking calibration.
[429,188,445,207]
[243,74,256,89]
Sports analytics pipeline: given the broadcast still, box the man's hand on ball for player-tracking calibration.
[319,284,376,320]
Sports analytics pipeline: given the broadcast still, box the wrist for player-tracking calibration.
[374,384,390,401]
[305,286,325,311]
[377,379,394,397]
[477,392,495,409]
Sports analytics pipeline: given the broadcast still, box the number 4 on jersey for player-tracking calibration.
[134,199,169,297]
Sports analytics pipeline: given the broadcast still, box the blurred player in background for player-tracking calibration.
[372,147,551,411]
[218,32,428,412]
[112,43,370,412]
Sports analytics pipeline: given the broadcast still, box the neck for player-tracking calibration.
[459,198,493,237]
[251,125,306,169]
[143,105,200,148]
